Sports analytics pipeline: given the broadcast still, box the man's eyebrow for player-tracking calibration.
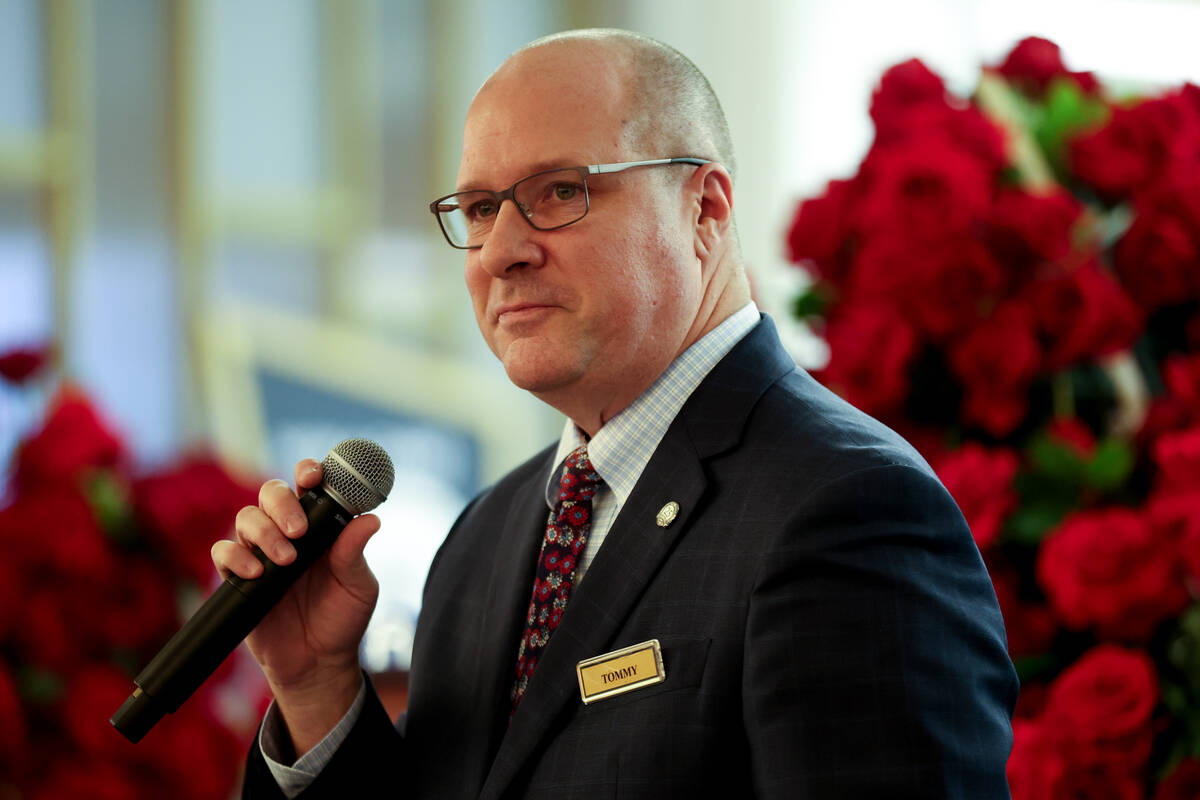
[456,159,585,192]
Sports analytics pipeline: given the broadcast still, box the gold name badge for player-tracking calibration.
[576,639,666,704]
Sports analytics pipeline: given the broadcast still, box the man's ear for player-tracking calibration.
[691,163,734,264]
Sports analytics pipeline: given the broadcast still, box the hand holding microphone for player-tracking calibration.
[112,439,393,746]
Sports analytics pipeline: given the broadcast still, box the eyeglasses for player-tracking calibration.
[429,157,710,250]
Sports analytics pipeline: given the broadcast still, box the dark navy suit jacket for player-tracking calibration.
[244,316,1018,798]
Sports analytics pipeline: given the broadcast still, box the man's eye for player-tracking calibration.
[551,183,582,201]
[467,199,498,220]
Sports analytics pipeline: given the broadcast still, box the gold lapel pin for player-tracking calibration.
[656,501,680,528]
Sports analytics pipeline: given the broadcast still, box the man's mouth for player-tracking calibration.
[494,302,557,324]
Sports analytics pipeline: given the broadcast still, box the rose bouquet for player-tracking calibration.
[787,37,1200,798]
[0,358,267,799]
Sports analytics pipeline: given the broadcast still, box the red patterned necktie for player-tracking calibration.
[510,445,602,717]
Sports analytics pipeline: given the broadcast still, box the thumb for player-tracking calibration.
[327,513,382,582]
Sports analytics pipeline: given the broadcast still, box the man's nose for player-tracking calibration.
[477,199,543,277]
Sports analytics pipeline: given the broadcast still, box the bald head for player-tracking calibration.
[500,29,737,182]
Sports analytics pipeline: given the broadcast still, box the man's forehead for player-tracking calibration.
[456,71,631,189]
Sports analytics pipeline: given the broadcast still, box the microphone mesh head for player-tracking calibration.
[321,438,394,514]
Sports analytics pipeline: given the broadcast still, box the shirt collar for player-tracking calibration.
[546,302,760,508]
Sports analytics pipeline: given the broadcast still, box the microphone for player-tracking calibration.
[110,438,394,743]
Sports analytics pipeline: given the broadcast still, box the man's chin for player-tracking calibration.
[503,363,578,396]
[499,342,584,396]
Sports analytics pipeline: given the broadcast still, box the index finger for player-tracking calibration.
[294,458,323,491]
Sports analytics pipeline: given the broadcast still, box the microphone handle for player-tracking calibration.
[111,487,352,742]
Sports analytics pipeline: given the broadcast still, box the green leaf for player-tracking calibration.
[1005,503,1069,546]
[17,666,65,706]
[1028,436,1088,486]
[1168,605,1200,694]
[1163,681,1191,716]
[1082,439,1135,491]
[1033,77,1110,172]
[84,469,136,544]
[1013,652,1057,682]
[1181,605,1200,638]
[792,284,831,321]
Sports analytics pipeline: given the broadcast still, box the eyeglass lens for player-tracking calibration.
[435,168,588,248]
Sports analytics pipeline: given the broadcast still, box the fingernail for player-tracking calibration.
[308,464,321,475]
[275,542,296,562]
[286,513,306,534]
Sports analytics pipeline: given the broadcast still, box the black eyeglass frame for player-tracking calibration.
[429,157,711,250]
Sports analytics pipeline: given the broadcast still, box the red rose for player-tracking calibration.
[869,58,948,138]
[134,455,260,585]
[848,232,1007,342]
[0,343,54,385]
[89,555,180,651]
[1113,166,1200,311]
[1027,261,1142,370]
[1141,353,1200,444]
[1153,426,1200,495]
[856,136,994,239]
[1042,644,1159,775]
[933,105,1009,172]
[1148,456,1200,586]
[988,561,1057,659]
[843,229,918,305]
[817,303,918,417]
[1037,508,1188,640]
[139,693,246,800]
[1147,488,1200,546]
[0,484,117,582]
[1046,417,1097,459]
[994,36,1099,97]
[1048,768,1146,800]
[786,178,858,285]
[935,443,1018,549]
[0,555,23,641]
[59,664,138,758]
[16,588,85,673]
[1069,87,1200,203]
[988,188,1085,271]
[1007,719,1067,800]
[15,386,125,488]
[913,236,1009,340]
[1183,512,1200,587]
[949,303,1041,436]
[1155,759,1200,800]
[1164,352,1200,412]
[874,101,1009,174]
[29,761,147,800]
[0,663,29,772]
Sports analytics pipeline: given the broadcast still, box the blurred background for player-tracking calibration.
[4,0,1197,671]
[2,0,1199,790]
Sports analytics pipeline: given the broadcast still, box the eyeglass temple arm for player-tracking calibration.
[587,157,711,175]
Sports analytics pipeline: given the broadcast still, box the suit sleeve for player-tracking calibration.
[242,676,406,799]
[743,463,1017,799]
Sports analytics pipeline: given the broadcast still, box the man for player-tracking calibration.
[216,29,1017,799]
